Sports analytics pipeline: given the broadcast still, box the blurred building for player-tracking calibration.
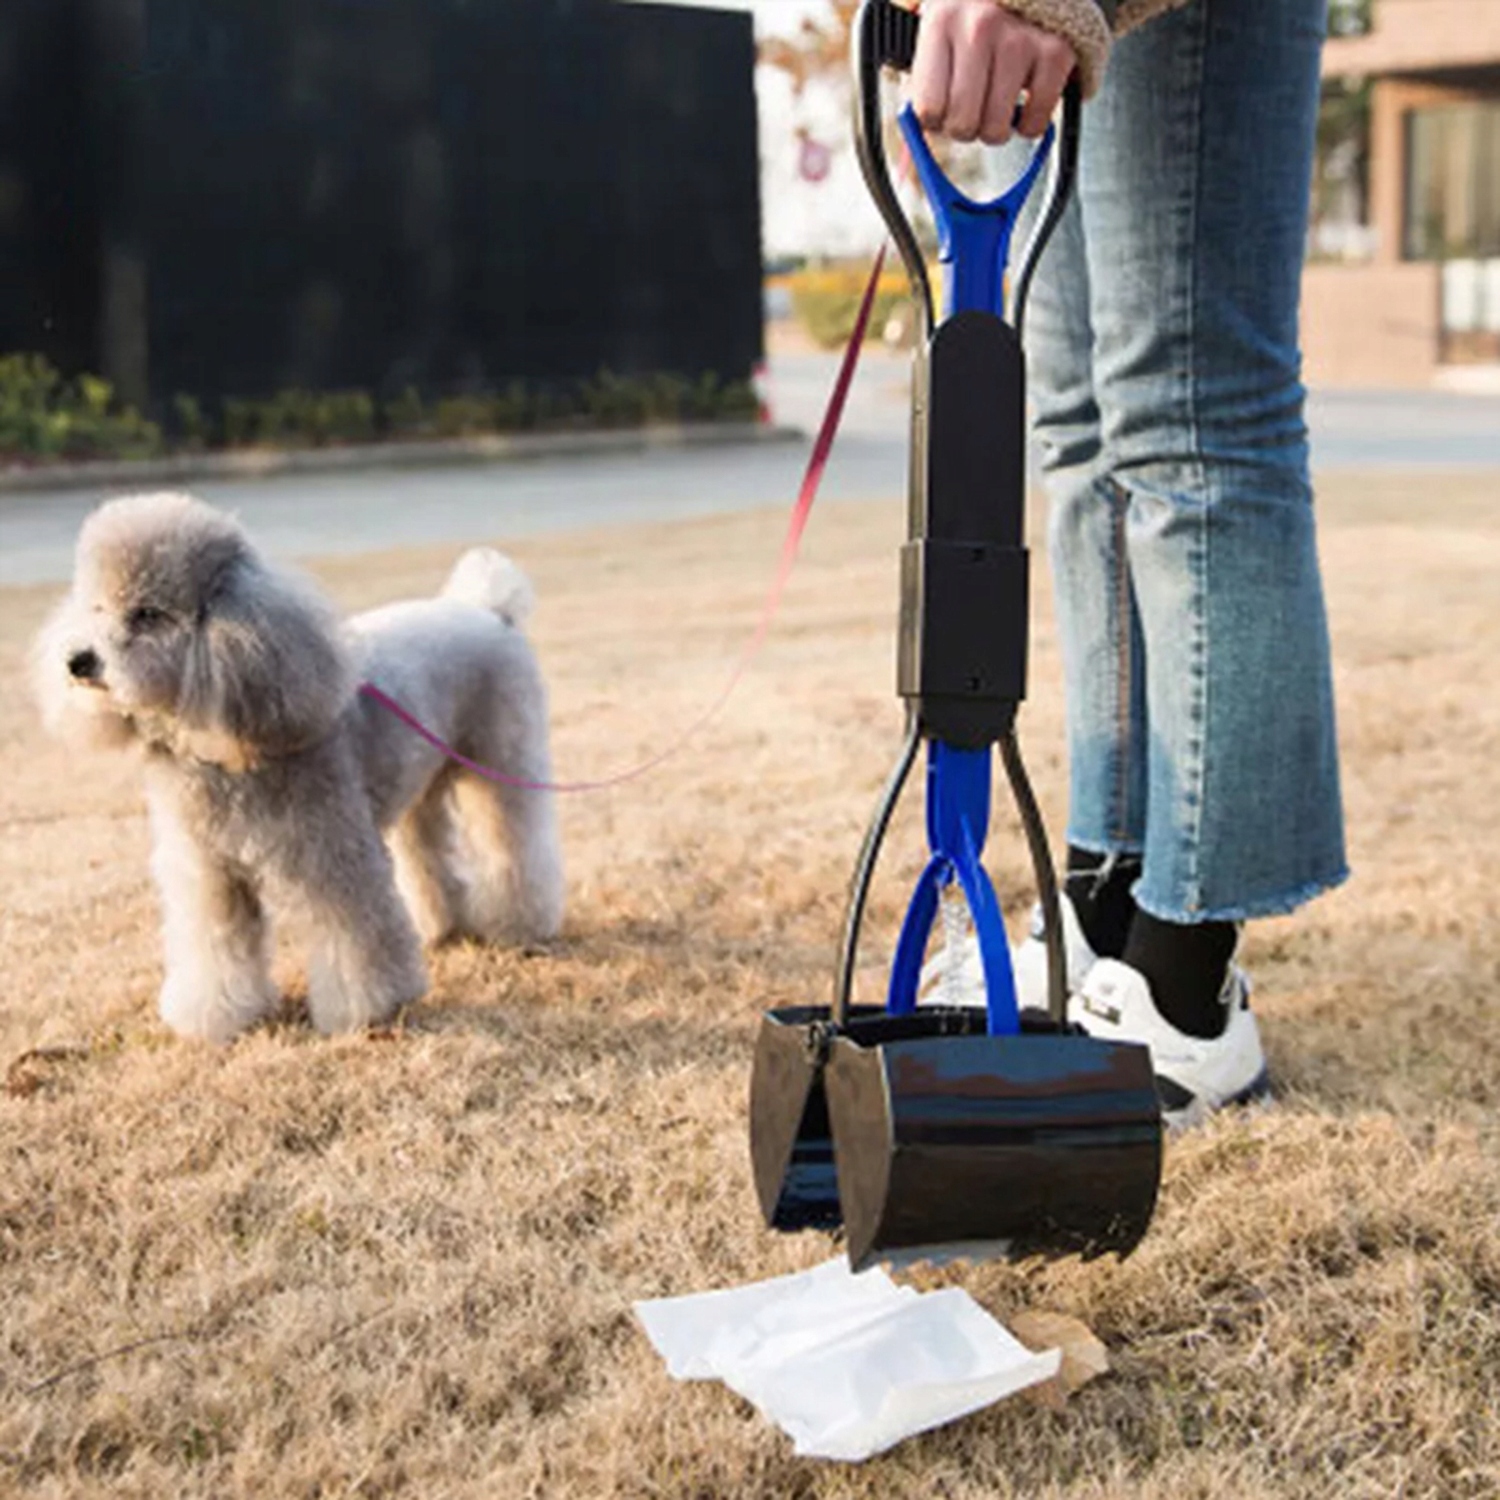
[1306,0,1500,388]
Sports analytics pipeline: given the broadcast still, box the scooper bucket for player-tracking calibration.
[749,0,1163,1272]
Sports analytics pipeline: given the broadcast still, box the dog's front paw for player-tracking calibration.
[158,970,278,1044]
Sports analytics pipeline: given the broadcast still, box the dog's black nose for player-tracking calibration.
[67,648,102,682]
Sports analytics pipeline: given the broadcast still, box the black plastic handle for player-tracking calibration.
[867,0,919,72]
[854,0,934,341]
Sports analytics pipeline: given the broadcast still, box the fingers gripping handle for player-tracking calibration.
[854,0,1081,333]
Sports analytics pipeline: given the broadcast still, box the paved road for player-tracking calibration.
[4,351,1498,587]
[0,432,912,589]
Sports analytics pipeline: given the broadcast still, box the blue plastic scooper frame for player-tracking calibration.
[897,105,1054,322]
[882,111,1054,1038]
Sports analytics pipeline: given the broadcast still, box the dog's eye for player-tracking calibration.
[126,605,173,634]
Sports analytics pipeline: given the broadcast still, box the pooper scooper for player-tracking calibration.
[749,0,1164,1273]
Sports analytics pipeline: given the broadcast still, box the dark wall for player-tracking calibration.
[0,0,100,374]
[612,10,766,377]
[3,0,762,411]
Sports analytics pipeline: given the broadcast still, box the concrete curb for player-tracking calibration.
[0,421,806,497]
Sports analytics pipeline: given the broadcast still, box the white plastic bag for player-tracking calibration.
[635,1257,916,1380]
[635,1259,1061,1462]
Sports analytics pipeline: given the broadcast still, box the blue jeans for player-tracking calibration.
[1018,0,1347,922]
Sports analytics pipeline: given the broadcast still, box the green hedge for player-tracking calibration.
[0,354,762,465]
[0,354,162,461]
[787,266,911,350]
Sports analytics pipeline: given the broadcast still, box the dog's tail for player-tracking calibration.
[441,548,536,628]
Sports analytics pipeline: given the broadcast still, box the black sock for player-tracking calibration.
[1122,911,1237,1040]
[1064,847,1141,960]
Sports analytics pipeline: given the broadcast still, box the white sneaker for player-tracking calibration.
[1071,958,1270,1129]
[1011,893,1098,1013]
[917,892,1096,1012]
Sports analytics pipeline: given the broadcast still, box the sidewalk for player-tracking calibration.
[0,421,802,499]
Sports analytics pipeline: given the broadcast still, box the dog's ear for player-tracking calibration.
[178,556,352,766]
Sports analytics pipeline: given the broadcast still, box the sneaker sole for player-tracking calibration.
[1157,1065,1272,1129]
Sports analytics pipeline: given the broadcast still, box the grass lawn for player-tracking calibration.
[2,469,1498,1498]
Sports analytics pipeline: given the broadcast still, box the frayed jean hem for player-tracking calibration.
[1063,832,1145,860]
[1131,864,1351,926]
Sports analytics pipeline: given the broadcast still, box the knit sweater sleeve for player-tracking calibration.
[994,0,1188,97]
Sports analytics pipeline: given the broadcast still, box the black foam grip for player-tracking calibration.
[897,310,1031,746]
[923,311,1026,546]
[898,539,1029,747]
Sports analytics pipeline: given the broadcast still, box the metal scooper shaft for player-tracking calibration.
[836,0,1082,1040]
[749,0,1161,1273]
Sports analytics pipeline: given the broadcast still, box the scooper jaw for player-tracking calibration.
[826,1025,1164,1272]
[750,1005,840,1234]
[751,1000,1163,1273]
[830,723,1162,1273]
[747,0,1164,1273]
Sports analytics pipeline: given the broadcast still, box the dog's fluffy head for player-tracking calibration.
[34,492,352,768]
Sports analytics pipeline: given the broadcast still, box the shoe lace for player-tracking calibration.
[937,882,972,1007]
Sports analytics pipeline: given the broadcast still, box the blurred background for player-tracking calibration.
[750,0,1500,390]
[0,0,764,447]
[1,0,1498,580]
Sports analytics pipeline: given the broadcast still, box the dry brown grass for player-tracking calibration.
[2,470,1498,1499]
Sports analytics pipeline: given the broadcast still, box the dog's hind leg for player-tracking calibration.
[390,773,467,946]
[451,770,564,943]
[151,799,278,1044]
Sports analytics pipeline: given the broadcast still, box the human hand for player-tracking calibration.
[909,0,1077,144]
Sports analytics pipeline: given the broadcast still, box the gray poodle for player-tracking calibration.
[33,491,564,1043]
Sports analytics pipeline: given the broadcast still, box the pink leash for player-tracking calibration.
[360,246,889,794]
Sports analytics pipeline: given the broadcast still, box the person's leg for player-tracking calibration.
[1018,174,1149,968]
[1024,187,1149,854]
[1075,0,1347,932]
[1021,0,1346,1110]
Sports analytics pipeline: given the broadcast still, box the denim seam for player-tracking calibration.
[1107,477,1132,846]
[1179,0,1211,917]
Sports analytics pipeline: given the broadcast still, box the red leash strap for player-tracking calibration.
[362,245,891,795]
